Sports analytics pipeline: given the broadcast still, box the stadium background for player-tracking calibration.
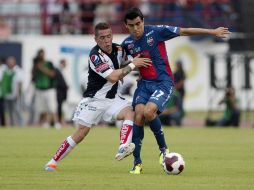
[0,0,253,127]
[1,1,254,190]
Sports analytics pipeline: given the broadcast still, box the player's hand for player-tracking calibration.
[132,54,152,68]
[214,27,231,38]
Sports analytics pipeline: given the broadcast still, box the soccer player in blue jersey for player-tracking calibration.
[122,7,230,174]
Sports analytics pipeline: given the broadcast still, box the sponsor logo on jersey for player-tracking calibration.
[147,36,154,46]
[95,63,110,73]
[90,54,101,65]
[128,43,134,49]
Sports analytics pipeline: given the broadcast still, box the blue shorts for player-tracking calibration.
[132,79,174,113]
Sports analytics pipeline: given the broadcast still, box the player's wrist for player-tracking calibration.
[128,62,136,70]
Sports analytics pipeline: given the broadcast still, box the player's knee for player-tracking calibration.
[144,108,156,121]
[124,109,135,121]
[134,113,145,126]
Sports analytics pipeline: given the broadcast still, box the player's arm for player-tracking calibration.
[179,27,230,38]
[106,55,151,83]
[120,60,140,71]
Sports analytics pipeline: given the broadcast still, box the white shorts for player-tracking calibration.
[35,88,57,114]
[72,96,131,127]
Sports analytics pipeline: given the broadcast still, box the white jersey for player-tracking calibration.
[83,43,125,99]
[73,43,132,127]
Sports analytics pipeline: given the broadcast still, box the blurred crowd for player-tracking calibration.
[0,0,239,36]
[0,50,243,128]
[0,0,245,128]
[44,0,239,35]
[0,49,69,128]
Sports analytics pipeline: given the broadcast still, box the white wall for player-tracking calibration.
[10,35,254,112]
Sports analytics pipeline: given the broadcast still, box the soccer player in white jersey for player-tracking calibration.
[44,22,151,171]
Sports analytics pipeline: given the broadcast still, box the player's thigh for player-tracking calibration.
[132,81,150,108]
[144,102,158,118]
[148,82,174,113]
[116,106,134,121]
[73,98,110,127]
[103,96,131,123]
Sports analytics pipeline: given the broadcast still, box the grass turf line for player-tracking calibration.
[0,127,253,190]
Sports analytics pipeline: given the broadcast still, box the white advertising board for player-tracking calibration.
[10,35,254,112]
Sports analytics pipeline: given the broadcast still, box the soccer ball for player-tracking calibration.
[162,152,185,175]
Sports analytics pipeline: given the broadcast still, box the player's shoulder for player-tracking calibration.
[145,25,161,31]
[122,35,134,45]
[89,45,100,57]
[88,45,103,66]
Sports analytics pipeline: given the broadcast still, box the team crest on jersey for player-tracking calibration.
[90,54,101,65]
[147,36,154,46]
[128,43,134,49]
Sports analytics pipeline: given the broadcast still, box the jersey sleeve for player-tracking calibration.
[89,53,113,78]
[154,25,180,41]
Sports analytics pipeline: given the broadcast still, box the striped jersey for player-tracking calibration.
[83,43,125,99]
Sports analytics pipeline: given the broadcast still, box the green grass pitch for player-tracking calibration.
[0,127,253,190]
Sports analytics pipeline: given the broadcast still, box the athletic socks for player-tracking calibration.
[149,116,168,152]
[52,136,77,163]
[132,124,144,165]
[119,120,133,149]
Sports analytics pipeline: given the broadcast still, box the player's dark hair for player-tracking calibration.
[94,22,111,36]
[124,7,144,24]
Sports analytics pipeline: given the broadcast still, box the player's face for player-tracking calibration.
[95,28,113,54]
[125,17,144,40]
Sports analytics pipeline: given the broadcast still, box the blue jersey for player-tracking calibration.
[122,25,180,82]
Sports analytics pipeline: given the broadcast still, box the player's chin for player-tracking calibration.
[134,32,141,38]
[106,46,112,52]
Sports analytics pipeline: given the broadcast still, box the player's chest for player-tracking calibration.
[99,51,122,69]
[128,36,157,55]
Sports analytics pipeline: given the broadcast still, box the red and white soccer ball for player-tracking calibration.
[162,152,185,175]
